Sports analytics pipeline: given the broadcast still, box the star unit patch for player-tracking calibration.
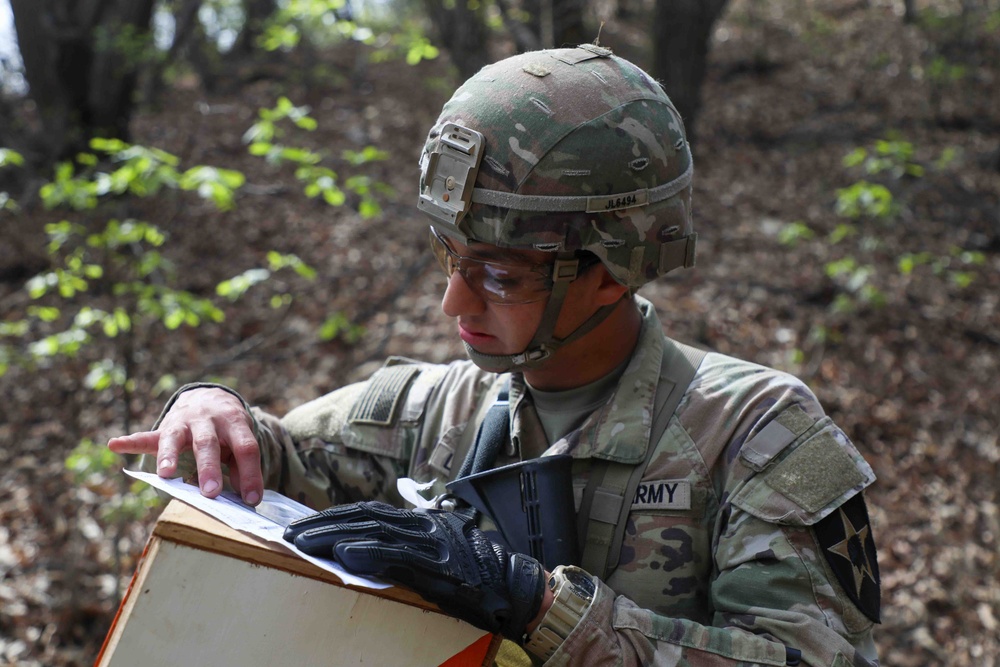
[814,493,881,623]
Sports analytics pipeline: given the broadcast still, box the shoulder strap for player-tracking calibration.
[577,340,707,578]
[456,378,511,479]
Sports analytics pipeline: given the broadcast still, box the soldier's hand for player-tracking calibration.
[284,501,546,641]
[107,387,264,506]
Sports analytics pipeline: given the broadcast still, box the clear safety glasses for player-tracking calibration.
[429,228,555,304]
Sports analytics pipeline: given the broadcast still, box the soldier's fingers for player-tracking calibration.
[154,424,193,477]
[318,501,419,526]
[335,541,443,580]
[218,416,263,506]
[228,463,243,502]
[292,522,385,555]
[107,431,161,456]
[188,421,224,497]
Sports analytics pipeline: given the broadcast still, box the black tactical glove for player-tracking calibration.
[283,501,546,641]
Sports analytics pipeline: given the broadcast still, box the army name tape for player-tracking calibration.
[632,479,692,511]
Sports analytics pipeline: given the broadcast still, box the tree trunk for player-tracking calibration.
[232,0,279,56]
[522,0,589,49]
[422,0,491,81]
[651,0,729,143]
[142,0,203,107]
[10,0,156,165]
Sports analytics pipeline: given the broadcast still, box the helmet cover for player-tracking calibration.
[418,44,696,291]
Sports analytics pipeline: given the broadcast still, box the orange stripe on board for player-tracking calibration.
[438,633,497,667]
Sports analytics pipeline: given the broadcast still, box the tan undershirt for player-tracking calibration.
[526,355,631,449]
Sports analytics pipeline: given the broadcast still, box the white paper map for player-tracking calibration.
[125,469,390,590]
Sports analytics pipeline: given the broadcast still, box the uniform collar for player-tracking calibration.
[508,296,665,464]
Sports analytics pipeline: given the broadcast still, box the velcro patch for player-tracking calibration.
[428,440,456,475]
[631,479,691,511]
[522,63,551,77]
[767,431,867,514]
[348,364,420,426]
[740,406,815,471]
[550,46,609,65]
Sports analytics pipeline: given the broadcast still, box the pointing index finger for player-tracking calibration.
[107,431,162,457]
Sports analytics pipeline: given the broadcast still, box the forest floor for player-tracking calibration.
[1,1,999,665]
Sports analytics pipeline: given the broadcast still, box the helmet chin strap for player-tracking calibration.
[463,254,624,374]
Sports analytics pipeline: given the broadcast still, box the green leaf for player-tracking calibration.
[270,294,293,309]
[26,273,56,298]
[28,328,89,358]
[950,272,975,288]
[0,191,19,212]
[842,148,867,168]
[343,146,389,165]
[830,293,856,315]
[279,146,321,164]
[828,224,857,244]
[90,137,129,153]
[216,268,272,301]
[153,373,179,395]
[27,306,61,322]
[0,320,29,336]
[243,120,276,145]
[323,189,346,206]
[101,317,119,338]
[66,437,122,483]
[0,148,25,167]
[84,359,125,390]
[114,308,132,332]
[164,310,185,329]
[248,141,274,156]
[935,147,958,170]
[295,117,318,131]
[319,312,365,343]
[777,221,815,246]
[825,257,857,278]
[180,166,245,210]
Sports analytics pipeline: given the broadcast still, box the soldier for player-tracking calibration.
[109,45,881,666]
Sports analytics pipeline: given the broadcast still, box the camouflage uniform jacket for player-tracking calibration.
[157,297,880,666]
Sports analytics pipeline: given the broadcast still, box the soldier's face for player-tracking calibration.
[439,237,612,370]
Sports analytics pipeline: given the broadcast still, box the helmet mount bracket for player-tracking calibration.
[417,123,484,227]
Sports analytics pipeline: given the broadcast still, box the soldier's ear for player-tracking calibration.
[590,264,630,306]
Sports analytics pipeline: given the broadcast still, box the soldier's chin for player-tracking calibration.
[462,342,523,374]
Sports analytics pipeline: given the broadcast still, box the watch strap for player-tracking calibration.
[523,566,594,661]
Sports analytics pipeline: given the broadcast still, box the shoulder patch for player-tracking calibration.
[814,493,881,623]
[348,364,421,426]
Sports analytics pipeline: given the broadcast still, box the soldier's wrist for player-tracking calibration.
[523,566,596,661]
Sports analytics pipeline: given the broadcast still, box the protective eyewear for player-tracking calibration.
[429,228,554,304]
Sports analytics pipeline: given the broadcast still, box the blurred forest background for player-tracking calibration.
[0,0,998,664]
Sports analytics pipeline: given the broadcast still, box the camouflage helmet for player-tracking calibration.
[417,44,696,291]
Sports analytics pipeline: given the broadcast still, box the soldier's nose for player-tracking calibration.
[442,270,486,318]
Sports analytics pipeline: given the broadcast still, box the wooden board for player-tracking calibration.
[97,500,500,667]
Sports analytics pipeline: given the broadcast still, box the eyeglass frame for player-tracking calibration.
[428,227,599,305]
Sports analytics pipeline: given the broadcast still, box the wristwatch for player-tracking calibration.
[523,565,596,661]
